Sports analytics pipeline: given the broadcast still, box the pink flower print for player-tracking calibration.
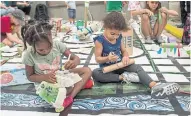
[51,56,60,70]
[38,64,51,71]
[37,56,61,74]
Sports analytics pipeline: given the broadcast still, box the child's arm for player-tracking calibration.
[64,1,70,9]
[104,1,107,5]
[160,7,179,16]
[121,42,129,57]
[132,9,153,16]
[94,40,109,63]
[6,33,23,44]
[25,65,57,83]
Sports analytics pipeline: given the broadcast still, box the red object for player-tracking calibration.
[0,73,13,84]
[62,96,73,108]
[178,48,180,57]
[1,16,12,33]
[83,79,94,89]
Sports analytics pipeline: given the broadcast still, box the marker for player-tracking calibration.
[68,54,71,61]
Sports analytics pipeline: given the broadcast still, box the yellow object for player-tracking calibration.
[55,107,64,112]
[165,24,183,39]
[61,65,65,70]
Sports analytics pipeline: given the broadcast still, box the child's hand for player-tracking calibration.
[160,7,168,14]
[144,9,153,16]
[64,60,77,70]
[45,70,57,83]
[122,56,130,66]
[108,52,118,62]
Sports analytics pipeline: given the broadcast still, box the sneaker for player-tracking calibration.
[62,96,73,108]
[145,38,153,44]
[155,36,165,44]
[122,72,140,84]
[83,79,94,89]
[151,83,180,99]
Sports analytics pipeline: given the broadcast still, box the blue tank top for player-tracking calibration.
[93,34,122,68]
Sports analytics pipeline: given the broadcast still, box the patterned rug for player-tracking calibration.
[1,21,190,115]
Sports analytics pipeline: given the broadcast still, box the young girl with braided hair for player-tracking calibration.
[21,20,94,110]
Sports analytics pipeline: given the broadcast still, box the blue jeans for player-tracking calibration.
[67,8,76,19]
[0,8,15,16]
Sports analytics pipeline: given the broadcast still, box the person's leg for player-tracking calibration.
[71,9,75,24]
[153,13,167,43]
[186,1,190,13]
[155,13,167,37]
[92,68,121,83]
[73,9,76,24]
[180,1,186,25]
[153,19,159,38]
[0,9,8,16]
[68,67,92,97]
[122,64,155,87]
[141,14,153,43]
[0,8,15,16]
[62,67,92,108]
[67,9,73,24]
[121,64,180,99]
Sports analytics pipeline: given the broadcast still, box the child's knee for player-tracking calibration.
[92,68,101,78]
[82,67,92,77]
[129,64,143,72]
[161,13,167,19]
[142,14,149,21]
[66,87,73,95]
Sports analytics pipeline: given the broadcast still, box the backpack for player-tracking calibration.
[182,13,190,45]
[34,4,49,21]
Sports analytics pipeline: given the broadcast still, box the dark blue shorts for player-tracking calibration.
[68,8,76,19]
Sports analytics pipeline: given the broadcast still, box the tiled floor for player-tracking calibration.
[1,19,190,116]
[157,66,180,72]
[163,74,189,82]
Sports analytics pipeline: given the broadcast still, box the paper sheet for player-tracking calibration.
[7,58,22,63]
[2,52,18,57]
[163,74,189,82]
[0,46,18,53]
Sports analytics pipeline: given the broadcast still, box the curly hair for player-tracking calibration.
[21,20,53,52]
[103,11,128,31]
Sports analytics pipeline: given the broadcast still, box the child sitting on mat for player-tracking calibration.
[131,1,178,44]
[92,11,180,99]
[1,9,24,47]
[21,20,94,110]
